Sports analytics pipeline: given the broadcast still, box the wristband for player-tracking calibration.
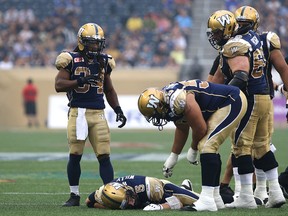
[114,106,123,114]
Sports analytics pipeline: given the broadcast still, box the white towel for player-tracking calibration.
[76,108,88,140]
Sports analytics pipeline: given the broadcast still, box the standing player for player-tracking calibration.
[211,6,288,205]
[138,79,247,211]
[54,23,127,207]
[207,9,286,209]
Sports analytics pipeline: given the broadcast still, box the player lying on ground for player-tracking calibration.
[86,175,199,210]
[85,175,263,210]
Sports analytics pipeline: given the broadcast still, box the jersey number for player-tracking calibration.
[74,66,104,94]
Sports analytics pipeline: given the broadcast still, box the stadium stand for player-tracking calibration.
[0,0,193,68]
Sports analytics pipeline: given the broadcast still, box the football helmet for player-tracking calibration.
[101,182,137,209]
[77,23,105,59]
[234,6,260,33]
[138,88,168,128]
[207,10,238,50]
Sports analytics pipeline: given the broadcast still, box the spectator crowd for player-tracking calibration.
[2,0,287,70]
[0,0,193,69]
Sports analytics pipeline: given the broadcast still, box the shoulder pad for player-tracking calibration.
[55,52,73,70]
[223,37,250,58]
[267,31,281,49]
[172,89,187,116]
[108,57,116,70]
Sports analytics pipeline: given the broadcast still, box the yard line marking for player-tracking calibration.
[0,152,187,161]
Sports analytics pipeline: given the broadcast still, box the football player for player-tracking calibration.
[54,23,127,207]
[207,9,286,209]
[85,175,199,210]
[138,79,248,211]
[210,6,288,206]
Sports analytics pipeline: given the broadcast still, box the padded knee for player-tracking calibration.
[231,154,237,167]
[200,153,221,186]
[97,154,110,162]
[253,151,278,171]
[237,155,254,174]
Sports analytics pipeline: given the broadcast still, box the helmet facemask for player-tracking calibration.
[77,23,106,60]
[234,6,260,34]
[145,104,168,130]
[207,28,227,50]
[207,10,238,50]
[80,37,105,59]
[119,187,139,209]
[138,88,169,130]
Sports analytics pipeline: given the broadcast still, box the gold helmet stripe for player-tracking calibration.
[93,23,98,36]
[92,23,102,38]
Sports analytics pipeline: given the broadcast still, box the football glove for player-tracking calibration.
[114,106,127,128]
[77,74,98,86]
[163,152,178,178]
[187,147,199,165]
[143,204,163,211]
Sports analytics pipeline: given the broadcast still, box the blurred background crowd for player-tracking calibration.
[0,0,193,68]
[0,0,288,70]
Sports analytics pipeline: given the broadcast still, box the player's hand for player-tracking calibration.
[163,153,178,178]
[187,148,199,165]
[278,84,288,99]
[114,106,127,128]
[143,204,163,211]
[77,74,98,86]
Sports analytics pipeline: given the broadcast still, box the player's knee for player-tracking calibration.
[97,154,110,162]
[253,151,278,171]
[237,155,254,174]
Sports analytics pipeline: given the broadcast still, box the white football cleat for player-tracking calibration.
[225,195,257,209]
[181,179,193,191]
[254,187,269,203]
[181,196,217,212]
[214,195,225,210]
[265,190,286,208]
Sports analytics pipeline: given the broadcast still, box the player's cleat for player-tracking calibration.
[265,190,286,208]
[62,193,80,207]
[225,195,257,209]
[181,179,193,191]
[181,196,217,212]
[214,195,225,209]
[254,187,269,203]
[254,196,264,206]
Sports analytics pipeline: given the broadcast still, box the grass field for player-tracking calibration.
[0,128,287,216]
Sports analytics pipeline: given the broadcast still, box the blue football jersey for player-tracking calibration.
[221,30,269,96]
[55,51,114,109]
[162,80,241,120]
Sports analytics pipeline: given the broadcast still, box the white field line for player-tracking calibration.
[0,152,187,161]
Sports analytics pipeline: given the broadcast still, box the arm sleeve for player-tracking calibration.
[209,55,220,76]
